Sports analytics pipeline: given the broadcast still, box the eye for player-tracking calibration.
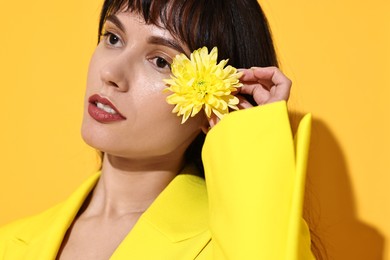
[102,31,121,47]
[154,57,171,70]
[108,33,120,45]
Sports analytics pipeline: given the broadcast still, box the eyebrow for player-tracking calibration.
[105,14,186,55]
[148,36,186,55]
[105,14,125,33]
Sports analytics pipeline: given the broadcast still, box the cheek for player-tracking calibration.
[141,72,167,97]
[129,70,174,120]
[121,92,204,156]
[85,52,102,93]
[129,72,207,143]
[80,49,207,157]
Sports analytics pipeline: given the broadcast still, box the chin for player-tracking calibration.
[81,117,110,152]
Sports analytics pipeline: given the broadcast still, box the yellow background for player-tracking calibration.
[0,0,389,259]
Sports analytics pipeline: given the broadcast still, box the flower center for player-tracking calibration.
[194,80,208,98]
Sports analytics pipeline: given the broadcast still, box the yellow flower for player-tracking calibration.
[164,47,242,124]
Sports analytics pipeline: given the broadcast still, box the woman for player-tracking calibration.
[0,0,316,259]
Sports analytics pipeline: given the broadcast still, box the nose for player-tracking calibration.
[100,54,130,92]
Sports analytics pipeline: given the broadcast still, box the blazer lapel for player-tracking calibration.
[6,173,100,260]
[111,165,211,259]
[5,165,210,260]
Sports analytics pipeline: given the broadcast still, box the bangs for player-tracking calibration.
[98,0,278,70]
[98,0,236,64]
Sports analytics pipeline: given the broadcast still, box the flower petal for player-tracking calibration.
[163,46,242,123]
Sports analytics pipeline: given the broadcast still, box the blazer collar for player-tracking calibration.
[12,172,100,259]
[12,165,209,259]
[140,164,209,242]
[111,165,210,258]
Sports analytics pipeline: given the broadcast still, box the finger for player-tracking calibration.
[241,67,292,102]
[251,67,292,99]
[237,95,254,109]
[209,113,219,128]
[242,67,291,87]
[240,69,274,89]
[239,83,271,105]
[202,113,219,134]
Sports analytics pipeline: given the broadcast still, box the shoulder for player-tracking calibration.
[0,203,63,242]
[0,172,100,245]
[0,173,100,258]
[0,203,64,260]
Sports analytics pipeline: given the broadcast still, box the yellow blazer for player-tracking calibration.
[0,101,315,259]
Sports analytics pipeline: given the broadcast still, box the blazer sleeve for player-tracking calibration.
[202,101,315,259]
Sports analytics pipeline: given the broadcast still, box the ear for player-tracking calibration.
[200,116,210,134]
[201,125,210,134]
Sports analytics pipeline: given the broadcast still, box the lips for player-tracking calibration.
[88,94,126,123]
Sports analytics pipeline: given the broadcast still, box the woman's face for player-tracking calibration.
[81,11,207,160]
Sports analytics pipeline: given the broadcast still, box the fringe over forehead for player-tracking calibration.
[98,0,278,68]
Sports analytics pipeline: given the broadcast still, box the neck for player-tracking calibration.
[82,153,184,218]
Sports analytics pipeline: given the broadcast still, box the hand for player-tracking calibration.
[207,66,292,129]
[237,66,292,109]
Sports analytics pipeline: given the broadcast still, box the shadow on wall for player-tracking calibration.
[291,114,384,260]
